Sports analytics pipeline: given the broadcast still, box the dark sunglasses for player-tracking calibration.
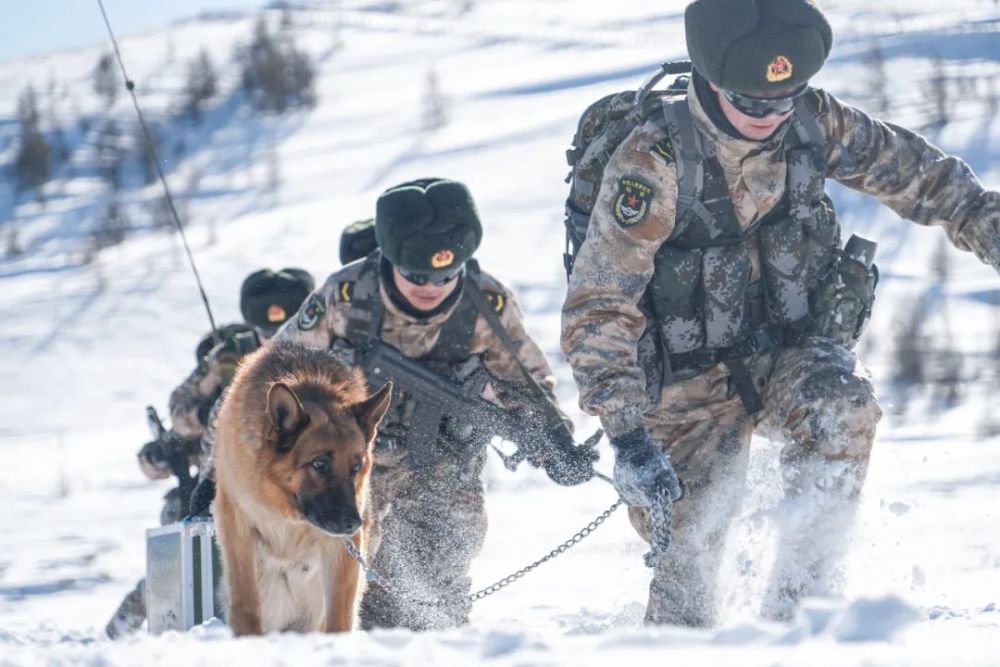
[398,267,462,286]
[723,85,808,119]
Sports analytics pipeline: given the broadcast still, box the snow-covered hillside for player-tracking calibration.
[0,1,998,664]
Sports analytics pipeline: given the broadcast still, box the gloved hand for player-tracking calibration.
[541,427,599,486]
[200,330,259,390]
[137,440,172,480]
[610,428,684,507]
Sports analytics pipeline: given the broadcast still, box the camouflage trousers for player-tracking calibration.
[359,445,488,631]
[630,337,882,626]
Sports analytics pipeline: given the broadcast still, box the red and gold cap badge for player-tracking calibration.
[431,249,455,269]
[267,304,287,323]
[766,55,793,83]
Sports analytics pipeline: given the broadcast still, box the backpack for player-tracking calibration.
[562,61,693,277]
[339,217,377,265]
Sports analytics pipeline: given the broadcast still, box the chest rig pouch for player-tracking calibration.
[336,251,488,468]
[641,96,840,412]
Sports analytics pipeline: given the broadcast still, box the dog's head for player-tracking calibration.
[262,380,392,537]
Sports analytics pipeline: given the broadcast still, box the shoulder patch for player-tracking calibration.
[612,177,655,228]
[338,281,354,303]
[650,139,674,164]
[483,291,506,314]
[298,293,327,331]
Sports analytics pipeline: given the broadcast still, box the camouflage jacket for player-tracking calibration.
[274,259,563,440]
[168,361,222,441]
[562,79,1000,437]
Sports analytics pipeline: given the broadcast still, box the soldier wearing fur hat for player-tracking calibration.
[275,177,598,631]
[106,267,313,639]
[562,0,1000,626]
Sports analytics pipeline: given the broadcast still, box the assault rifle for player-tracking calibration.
[362,341,601,476]
[143,406,198,514]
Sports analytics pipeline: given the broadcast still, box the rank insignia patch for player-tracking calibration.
[766,55,793,83]
[266,304,287,323]
[298,293,326,331]
[613,177,654,227]
[431,249,455,269]
[339,281,354,303]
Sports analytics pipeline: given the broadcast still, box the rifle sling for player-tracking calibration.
[464,281,567,433]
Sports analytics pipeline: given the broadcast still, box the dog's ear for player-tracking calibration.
[267,383,309,452]
[353,382,393,444]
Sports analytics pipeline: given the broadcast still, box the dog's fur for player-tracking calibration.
[213,341,391,636]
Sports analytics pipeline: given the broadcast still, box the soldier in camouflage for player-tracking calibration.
[274,178,596,631]
[106,268,313,639]
[562,0,1000,626]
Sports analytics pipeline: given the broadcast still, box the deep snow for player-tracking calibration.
[0,1,998,665]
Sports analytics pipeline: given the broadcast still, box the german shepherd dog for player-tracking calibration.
[213,341,391,636]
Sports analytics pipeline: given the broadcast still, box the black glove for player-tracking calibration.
[610,428,684,507]
[541,426,599,486]
[137,440,172,480]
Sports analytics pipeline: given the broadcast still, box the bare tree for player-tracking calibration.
[863,41,891,118]
[931,237,950,282]
[925,55,949,127]
[891,295,929,385]
[91,198,130,250]
[421,67,449,131]
[132,121,161,185]
[96,120,124,191]
[237,15,316,113]
[183,49,219,121]
[93,53,119,109]
[15,87,50,203]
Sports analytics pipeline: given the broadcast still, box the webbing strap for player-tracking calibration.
[464,281,565,428]
[344,252,384,349]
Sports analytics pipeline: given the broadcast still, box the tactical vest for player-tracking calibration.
[641,95,840,409]
[333,251,501,463]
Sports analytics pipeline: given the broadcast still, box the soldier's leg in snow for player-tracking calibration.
[106,578,146,638]
[360,454,487,631]
[630,410,753,626]
[756,338,881,621]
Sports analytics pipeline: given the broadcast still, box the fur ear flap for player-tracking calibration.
[353,382,393,445]
[267,383,309,452]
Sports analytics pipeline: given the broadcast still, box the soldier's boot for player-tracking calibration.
[106,578,146,639]
[761,455,868,622]
[643,522,730,627]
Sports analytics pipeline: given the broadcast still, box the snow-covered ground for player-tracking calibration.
[0,1,998,664]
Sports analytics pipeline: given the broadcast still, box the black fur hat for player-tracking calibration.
[240,267,315,335]
[375,178,482,274]
[685,0,832,95]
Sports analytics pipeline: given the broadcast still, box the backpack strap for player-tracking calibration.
[344,251,384,350]
[659,99,717,239]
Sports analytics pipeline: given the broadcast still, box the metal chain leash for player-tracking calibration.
[342,498,624,608]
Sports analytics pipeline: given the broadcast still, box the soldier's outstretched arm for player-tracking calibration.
[560,124,677,438]
[816,90,1000,271]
